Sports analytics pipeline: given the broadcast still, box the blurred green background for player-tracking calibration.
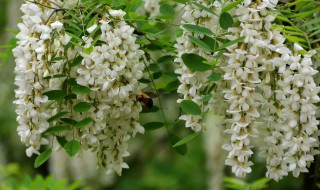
[0,0,307,189]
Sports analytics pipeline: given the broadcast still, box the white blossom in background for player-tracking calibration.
[76,9,145,175]
[175,0,224,132]
[141,0,161,17]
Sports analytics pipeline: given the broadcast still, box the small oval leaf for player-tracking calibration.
[64,140,81,157]
[73,102,91,112]
[180,100,202,115]
[217,36,245,50]
[169,133,187,155]
[181,53,211,71]
[219,12,234,29]
[143,122,164,130]
[43,90,66,101]
[75,117,93,128]
[34,149,52,168]
[56,136,67,147]
[48,111,69,122]
[160,4,175,17]
[207,73,222,81]
[183,24,214,35]
[188,35,212,52]
[43,125,71,135]
[173,132,201,147]
[60,118,78,126]
[72,84,92,95]
[141,106,160,113]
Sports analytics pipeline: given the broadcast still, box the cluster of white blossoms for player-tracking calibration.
[174,0,224,132]
[13,1,145,175]
[221,0,320,180]
[13,0,63,157]
[76,10,145,175]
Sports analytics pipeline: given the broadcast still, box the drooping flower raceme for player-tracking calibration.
[13,1,145,175]
[175,0,224,132]
[76,10,145,175]
[221,0,320,180]
[13,1,61,157]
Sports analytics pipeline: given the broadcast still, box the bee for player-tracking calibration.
[136,93,153,109]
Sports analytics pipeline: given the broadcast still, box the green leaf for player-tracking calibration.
[60,118,78,126]
[169,133,187,155]
[173,132,201,147]
[192,2,217,16]
[182,24,214,35]
[207,73,222,81]
[251,178,271,190]
[83,46,94,54]
[222,0,244,12]
[164,80,180,92]
[201,94,212,103]
[69,55,83,67]
[43,125,71,135]
[219,12,234,29]
[143,122,164,130]
[217,36,245,50]
[43,90,66,101]
[56,136,67,147]
[160,4,175,17]
[181,53,211,71]
[180,100,201,115]
[63,19,83,31]
[224,177,247,190]
[48,111,69,122]
[188,35,212,51]
[73,102,91,112]
[141,106,160,113]
[152,72,162,79]
[148,64,161,72]
[75,117,93,128]
[72,84,92,95]
[64,94,77,100]
[43,74,67,80]
[202,35,219,51]
[203,60,219,66]
[34,149,52,168]
[64,140,81,157]
[158,55,174,64]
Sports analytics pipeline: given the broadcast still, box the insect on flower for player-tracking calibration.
[136,92,154,109]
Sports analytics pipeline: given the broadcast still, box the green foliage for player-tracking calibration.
[181,53,211,71]
[182,24,214,35]
[64,140,81,157]
[34,149,52,168]
[172,132,201,147]
[179,100,202,115]
[219,12,234,29]
[224,177,271,190]
[276,0,320,49]
[0,163,88,190]
[143,122,164,130]
[73,102,92,112]
[75,117,93,128]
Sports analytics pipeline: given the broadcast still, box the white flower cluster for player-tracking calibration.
[174,0,223,132]
[220,0,320,180]
[13,1,145,175]
[13,0,65,157]
[76,10,145,175]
